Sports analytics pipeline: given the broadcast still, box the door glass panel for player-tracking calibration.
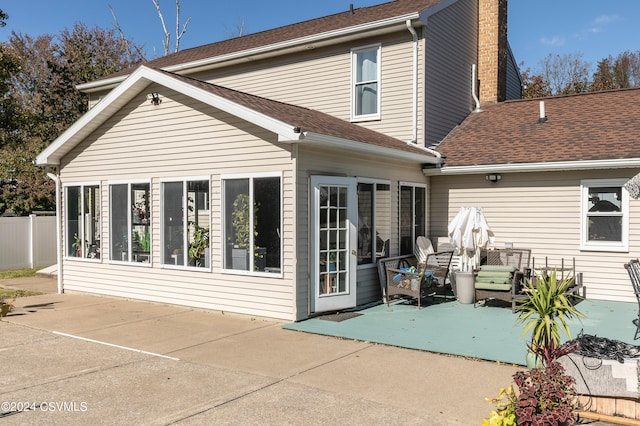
[318,184,350,296]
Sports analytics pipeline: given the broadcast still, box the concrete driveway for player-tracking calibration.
[0,277,521,425]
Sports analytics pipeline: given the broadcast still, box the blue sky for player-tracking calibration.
[1,1,638,73]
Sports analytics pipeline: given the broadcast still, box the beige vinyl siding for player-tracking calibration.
[430,170,639,303]
[60,85,297,320]
[424,0,477,147]
[194,31,422,144]
[296,145,428,313]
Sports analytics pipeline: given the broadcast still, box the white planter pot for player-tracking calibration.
[455,271,475,304]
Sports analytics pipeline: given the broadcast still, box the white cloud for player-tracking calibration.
[594,14,620,25]
[540,36,566,47]
[589,14,621,33]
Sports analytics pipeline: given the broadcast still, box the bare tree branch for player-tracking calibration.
[174,0,191,53]
[152,0,170,56]
[109,5,146,61]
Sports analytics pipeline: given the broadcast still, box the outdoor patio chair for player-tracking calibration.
[624,259,640,340]
[475,248,532,312]
[380,250,454,308]
[414,236,434,264]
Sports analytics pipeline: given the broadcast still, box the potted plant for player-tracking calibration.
[483,271,585,426]
[72,232,82,257]
[188,223,209,267]
[0,296,15,318]
[515,270,585,368]
[230,193,261,270]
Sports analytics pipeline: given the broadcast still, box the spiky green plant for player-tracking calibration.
[515,270,585,364]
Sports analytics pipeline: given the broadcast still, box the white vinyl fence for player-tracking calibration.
[0,215,57,270]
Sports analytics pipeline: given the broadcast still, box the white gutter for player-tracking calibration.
[46,169,63,294]
[406,20,418,143]
[422,158,640,176]
[77,13,421,93]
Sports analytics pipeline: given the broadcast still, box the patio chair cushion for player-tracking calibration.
[475,265,515,291]
[479,265,517,273]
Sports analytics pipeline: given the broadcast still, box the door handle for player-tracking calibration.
[351,250,357,255]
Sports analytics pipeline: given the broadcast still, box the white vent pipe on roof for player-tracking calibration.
[472,64,482,113]
[539,100,547,123]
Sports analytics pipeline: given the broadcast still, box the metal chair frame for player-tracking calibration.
[624,259,640,340]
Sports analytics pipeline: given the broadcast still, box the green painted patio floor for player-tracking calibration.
[283,297,639,366]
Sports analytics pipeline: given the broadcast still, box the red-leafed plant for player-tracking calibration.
[513,361,578,426]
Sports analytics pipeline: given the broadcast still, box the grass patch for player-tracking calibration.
[0,268,37,280]
[0,287,42,300]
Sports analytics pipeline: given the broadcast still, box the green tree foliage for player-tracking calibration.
[0,23,145,215]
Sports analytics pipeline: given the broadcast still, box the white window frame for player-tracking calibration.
[351,44,381,121]
[108,180,152,266]
[160,176,211,271]
[398,181,427,256]
[580,178,629,252]
[357,178,391,268]
[64,182,101,262]
[221,172,283,276]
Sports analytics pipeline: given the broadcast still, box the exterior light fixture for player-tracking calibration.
[486,174,501,183]
[147,92,162,106]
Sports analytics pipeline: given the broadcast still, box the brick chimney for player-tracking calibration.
[478,0,508,103]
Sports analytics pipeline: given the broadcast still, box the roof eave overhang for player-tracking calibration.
[37,66,301,166]
[422,158,640,176]
[77,12,421,93]
[293,131,441,165]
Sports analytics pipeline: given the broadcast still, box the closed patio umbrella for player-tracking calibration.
[447,207,494,272]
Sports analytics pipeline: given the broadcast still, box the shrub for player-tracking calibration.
[512,361,578,426]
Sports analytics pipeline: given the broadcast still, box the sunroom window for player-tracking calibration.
[399,183,426,256]
[110,182,151,263]
[223,175,281,273]
[65,184,100,259]
[581,179,628,251]
[357,181,390,265]
[162,179,210,268]
[352,44,380,120]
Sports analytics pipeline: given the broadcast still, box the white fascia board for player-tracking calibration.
[422,158,640,176]
[77,13,420,93]
[37,66,301,166]
[297,131,440,164]
[36,66,153,166]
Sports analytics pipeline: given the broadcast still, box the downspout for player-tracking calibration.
[406,20,418,143]
[472,64,482,113]
[405,21,442,161]
[46,168,63,294]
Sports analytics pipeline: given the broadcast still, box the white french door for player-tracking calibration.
[310,176,358,313]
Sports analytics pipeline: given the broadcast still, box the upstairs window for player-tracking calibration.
[581,179,628,252]
[352,44,380,120]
